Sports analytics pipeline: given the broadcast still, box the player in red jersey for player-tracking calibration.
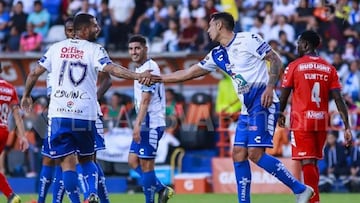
[0,63,29,203]
[278,30,353,203]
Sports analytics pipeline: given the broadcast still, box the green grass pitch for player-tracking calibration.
[1,193,360,203]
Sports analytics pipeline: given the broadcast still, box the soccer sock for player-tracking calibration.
[0,172,13,198]
[135,165,165,192]
[63,170,81,203]
[52,166,65,203]
[142,170,157,203]
[76,164,87,198]
[302,163,319,203]
[95,162,110,203]
[233,160,251,203]
[37,165,54,203]
[256,154,306,194]
[81,161,98,199]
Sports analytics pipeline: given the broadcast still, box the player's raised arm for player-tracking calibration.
[160,64,210,83]
[21,64,47,111]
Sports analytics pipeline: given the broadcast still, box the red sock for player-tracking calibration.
[0,172,13,198]
[302,163,319,203]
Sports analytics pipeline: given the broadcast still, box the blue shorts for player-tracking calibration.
[48,117,96,159]
[129,126,165,159]
[234,102,279,148]
[94,116,105,151]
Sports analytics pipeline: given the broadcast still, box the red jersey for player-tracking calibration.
[0,79,19,129]
[281,55,341,131]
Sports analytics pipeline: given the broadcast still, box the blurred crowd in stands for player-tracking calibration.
[1,0,360,193]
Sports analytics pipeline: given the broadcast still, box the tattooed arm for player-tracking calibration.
[260,50,283,107]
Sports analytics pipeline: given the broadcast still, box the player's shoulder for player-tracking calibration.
[0,79,16,92]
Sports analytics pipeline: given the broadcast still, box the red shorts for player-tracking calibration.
[291,131,327,160]
[0,128,9,153]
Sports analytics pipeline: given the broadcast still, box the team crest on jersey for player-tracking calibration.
[67,101,74,108]
[39,56,47,63]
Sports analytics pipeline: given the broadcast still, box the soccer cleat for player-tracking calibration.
[158,186,175,203]
[296,185,314,203]
[87,193,100,203]
[8,193,21,203]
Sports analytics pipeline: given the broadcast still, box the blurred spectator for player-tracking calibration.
[42,0,61,25]
[332,52,350,82]
[293,0,315,36]
[188,0,206,23]
[269,15,295,42]
[178,17,201,51]
[12,0,33,14]
[96,0,111,49]
[134,0,167,42]
[196,17,218,52]
[67,0,82,16]
[165,88,184,138]
[108,92,122,120]
[277,30,296,66]
[108,0,135,51]
[204,0,218,21]
[320,37,341,64]
[273,0,297,19]
[249,15,271,42]
[319,131,350,192]
[334,0,351,20]
[342,39,358,62]
[0,0,10,47]
[4,26,20,51]
[7,1,28,35]
[259,1,276,27]
[342,59,360,108]
[19,23,42,52]
[26,0,50,38]
[76,0,97,16]
[162,18,179,52]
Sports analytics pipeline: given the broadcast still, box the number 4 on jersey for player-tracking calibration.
[311,82,321,108]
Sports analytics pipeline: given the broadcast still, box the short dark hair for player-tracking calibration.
[65,16,74,24]
[299,30,321,48]
[210,12,235,31]
[128,35,147,46]
[74,13,94,32]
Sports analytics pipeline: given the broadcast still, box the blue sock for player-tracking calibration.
[95,162,110,203]
[256,154,306,194]
[52,166,65,203]
[63,170,81,203]
[81,161,98,199]
[233,161,251,203]
[135,166,165,192]
[142,171,157,203]
[76,164,87,198]
[37,165,54,203]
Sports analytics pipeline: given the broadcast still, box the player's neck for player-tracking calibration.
[304,51,318,56]
[219,32,235,47]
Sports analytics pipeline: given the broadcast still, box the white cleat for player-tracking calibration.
[296,185,314,203]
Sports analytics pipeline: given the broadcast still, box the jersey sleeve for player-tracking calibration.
[281,64,295,88]
[245,33,271,59]
[198,51,218,72]
[38,46,53,72]
[330,67,342,90]
[94,46,112,71]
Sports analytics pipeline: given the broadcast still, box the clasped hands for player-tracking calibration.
[138,70,162,86]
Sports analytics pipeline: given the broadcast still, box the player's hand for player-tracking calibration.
[344,128,353,147]
[138,70,153,86]
[133,126,141,144]
[261,86,274,108]
[277,113,286,128]
[21,96,33,113]
[18,136,29,152]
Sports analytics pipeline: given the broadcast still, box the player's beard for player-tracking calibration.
[88,31,98,42]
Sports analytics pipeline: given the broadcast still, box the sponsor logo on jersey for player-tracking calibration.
[60,47,84,59]
[306,110,326,119]
[0,87,13,94]
[67,101,74,108]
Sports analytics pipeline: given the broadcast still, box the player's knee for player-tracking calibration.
[247,148,264,163]
[301,159,317,166]
[232,146,248,162]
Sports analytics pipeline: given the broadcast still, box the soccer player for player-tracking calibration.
[127,35,174,203]
[150,12,313,203]
[37,17,75,203]
[0,63,29,203]
[278,30,353,203]
[21,13,151,203]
